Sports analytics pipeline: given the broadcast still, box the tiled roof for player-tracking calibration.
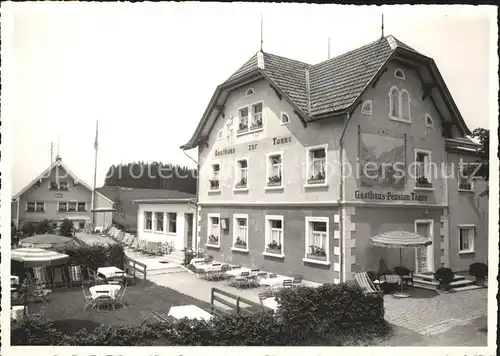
[223,36,409,117]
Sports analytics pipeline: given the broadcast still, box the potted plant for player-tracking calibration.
[267,175,282,186]
[459,182,472,190]
[208,234,219,245]
[434,267,454,292]
[307,245,327,260]
[209,179,219,190]
[307,171,325,184]
[235,177,247,188]
[251,118,263,129]
[266,241,282,254]
[469,262,487,286]
[234,237,247,249]
[238,122,248,131]
[416,176,432,188]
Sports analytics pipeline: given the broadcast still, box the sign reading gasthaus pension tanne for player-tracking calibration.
[215,147,236,156]
[355,190,428,202]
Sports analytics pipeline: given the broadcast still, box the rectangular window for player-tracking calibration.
[49,182,58,190]
[304,217,329,263]
[27,202,44,212]
[251,102,263,128]
[68,202,77,212]
[167,213,177,233]
[238,107,249,131]
[210,163,220,190]
[306,145,328,185]
[266,152,283,188]
[58,202,68,212]
[235,159,248,189]
[458,163,476,191]
[458,225,475,253]
[207,214,220,246]
[155,212,164,232]
[77,202,87,212]
[265,215,284,256]
[414,149,432,187]
[59,180,69,190]
[233,214,249,250]
[144,211,153,231]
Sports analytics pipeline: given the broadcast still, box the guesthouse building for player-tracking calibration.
[181,35,488,283]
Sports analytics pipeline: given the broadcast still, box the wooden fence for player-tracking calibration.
[210,287,267,315]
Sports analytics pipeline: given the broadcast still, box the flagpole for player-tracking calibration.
[91,120,99,231]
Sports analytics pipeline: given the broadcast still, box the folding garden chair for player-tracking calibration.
[69,265,84,287]
[234,271,251,289]
[113,285,128,309]
[94,294,115,312]
[258,291,275,310]
[82,285,95,312]
[282,279,293,288]
[87,267,105,285]
[33,266,50,286]
[194,268,207,280]
[129,237,139,250]
[353,272,383,297]
[269,273,277,278]
[292,277,302,286]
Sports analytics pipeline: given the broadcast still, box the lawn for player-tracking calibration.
[29,280,213,335]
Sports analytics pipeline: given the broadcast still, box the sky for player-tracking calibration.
[5,3,496,195]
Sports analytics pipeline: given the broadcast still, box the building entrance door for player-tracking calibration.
[185,213,194,250]
[415,220,434,274]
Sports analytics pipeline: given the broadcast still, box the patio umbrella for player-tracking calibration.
[370,230,432,298]
[11,247,69,314]
[19,234,76,250]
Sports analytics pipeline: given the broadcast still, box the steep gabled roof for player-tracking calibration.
[12,157,114,204]
[181,35,470,150]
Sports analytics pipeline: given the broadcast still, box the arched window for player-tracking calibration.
[281,112,290,124]
[361,100,372,115]
[246,88,255,96]
[425,114,433,127]
[394,69,406,80]
[389,87,400,117]
[400,90,411,121]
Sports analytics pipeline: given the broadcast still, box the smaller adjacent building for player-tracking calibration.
[133,197,197,252]
[12,156,114,232]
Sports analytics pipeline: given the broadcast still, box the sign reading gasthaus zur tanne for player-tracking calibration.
[355,190,428,202]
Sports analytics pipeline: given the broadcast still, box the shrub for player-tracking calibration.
[64,243,125,271]
[59,218,74,237]
[469,262,487,285]
[184,249,195,265]
[12,283,390,346]
[434,267,454,290]
[35,219,54,235]
[21,223,36,237]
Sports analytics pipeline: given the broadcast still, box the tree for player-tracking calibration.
[59,218,74,237]
[35,219,54,235]
[113,195,126,221]
[471,128,489,197]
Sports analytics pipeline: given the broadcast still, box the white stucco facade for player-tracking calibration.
[136,202,197,251]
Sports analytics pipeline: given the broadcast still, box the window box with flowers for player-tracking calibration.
[307,246,327,261]
[234,237,247,249]
[238,122,249,133]
[235,177,247,189]
[250,118,263,130]
[208,234,219,245]
[415,176,432,188]
[267,175,282,187]
[209,179,220,190]
[307,171,325,184]
[266,241,282,255]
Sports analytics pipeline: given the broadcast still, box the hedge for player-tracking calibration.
[12,283,390,346]
[64,243,125,271]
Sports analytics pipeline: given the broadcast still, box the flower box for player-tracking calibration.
[237,126,249,133]
[459,183,472,190]
[307,253,327,261]
[235,178,247,189]
[307,178,325,184]
[266,247,282,255]
[415,181,432,188]
[267,181,282,187]
[234,243,247,249]
[209,180,220,190]
[250,123,263,130]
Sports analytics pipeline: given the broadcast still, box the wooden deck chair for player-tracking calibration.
[353,272,383,297]
[122,234,131,246]
[51,266,68,288]
[69,265,84,287]
[33,266,50,285]
[128,237,139,249]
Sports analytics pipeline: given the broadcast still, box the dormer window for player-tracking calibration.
[361,100,372,115]
[281,112,290,125]
[425,114,434,127]
[59,180,69,190]
[245,88,254,96]
[394,68,406,80]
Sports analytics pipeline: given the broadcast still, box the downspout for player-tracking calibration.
[338,111,354,283]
